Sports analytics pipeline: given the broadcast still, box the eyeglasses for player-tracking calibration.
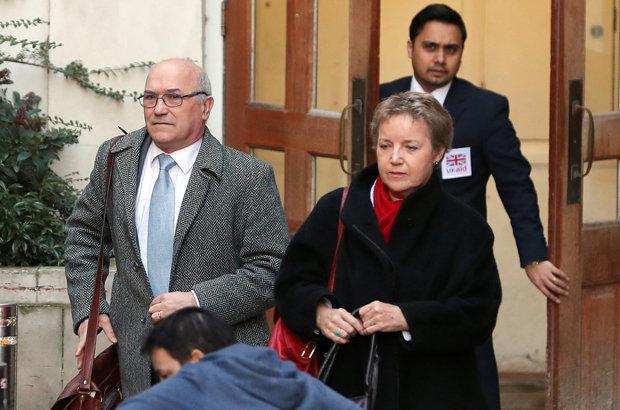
[137,91,208,108]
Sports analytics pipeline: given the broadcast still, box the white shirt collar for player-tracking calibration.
[146,139,202,175]
[409,76,452,106]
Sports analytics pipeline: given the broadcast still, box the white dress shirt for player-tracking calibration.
[135,139,202,303]
[410,76,452,106]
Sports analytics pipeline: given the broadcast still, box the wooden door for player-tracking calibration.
[549,0,620,408]
[224,0,379,232]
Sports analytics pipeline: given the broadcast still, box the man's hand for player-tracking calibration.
[359,300,408,334]
[76,314,117,369]
[525,260,569,304]
[149,291,198,323]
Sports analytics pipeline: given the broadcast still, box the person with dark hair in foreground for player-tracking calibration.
[117,308,360,410]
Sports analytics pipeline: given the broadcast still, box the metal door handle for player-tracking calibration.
[571,102,595,179]
[339,99,362,175]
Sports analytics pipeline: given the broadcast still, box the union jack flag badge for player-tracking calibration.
[441,147,472,180]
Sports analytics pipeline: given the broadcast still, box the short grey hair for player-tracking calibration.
[370,92,453,155]
[196,69,212,102]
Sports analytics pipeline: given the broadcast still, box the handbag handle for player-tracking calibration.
[317,309,379,394]
[328,186,349,291]
[78,133,124,393]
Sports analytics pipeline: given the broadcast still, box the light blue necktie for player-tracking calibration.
[147,154,176,297]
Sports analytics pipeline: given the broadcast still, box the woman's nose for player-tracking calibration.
[390,149,403,163]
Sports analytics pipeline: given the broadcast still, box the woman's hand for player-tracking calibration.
[316,304,365,344]
[359,301,408,334]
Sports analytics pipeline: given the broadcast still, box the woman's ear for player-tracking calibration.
[434,146,447,164]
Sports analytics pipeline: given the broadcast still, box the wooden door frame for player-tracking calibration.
[548,0,585,407]
[549,0,620,407]
[224,0,379,232]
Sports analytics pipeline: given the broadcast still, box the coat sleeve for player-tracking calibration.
[191,162,290,324]
[397,223,502,353]
[274,189,343,341]
[481,96,548,266]
[64,139,115,334]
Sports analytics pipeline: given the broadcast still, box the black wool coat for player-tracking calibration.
[275,164,502,410]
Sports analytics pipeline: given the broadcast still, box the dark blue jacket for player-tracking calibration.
[117,344,360,410]
[380,76,547,267]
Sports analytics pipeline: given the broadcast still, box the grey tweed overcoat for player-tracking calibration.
[65,127,290,398]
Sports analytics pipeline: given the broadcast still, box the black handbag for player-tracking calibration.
[317,331,379,410]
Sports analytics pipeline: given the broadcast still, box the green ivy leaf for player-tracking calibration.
[16,152,31,162]
[0,165,18,180]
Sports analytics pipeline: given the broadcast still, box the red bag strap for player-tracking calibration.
[327,186,348,292]
[79,133,124,393]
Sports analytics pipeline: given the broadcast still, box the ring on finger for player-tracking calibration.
[552,276,557,283]
[333,329,341,337]
[158,311,163,319]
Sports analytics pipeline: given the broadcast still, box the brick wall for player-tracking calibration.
[0,267,113,410]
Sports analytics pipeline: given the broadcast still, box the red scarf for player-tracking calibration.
[373,177,403,243]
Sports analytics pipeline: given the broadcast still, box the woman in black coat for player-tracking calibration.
[275,92,502,409]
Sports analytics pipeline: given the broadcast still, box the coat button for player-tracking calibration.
[133,262,139,271]
[140,318,146,324]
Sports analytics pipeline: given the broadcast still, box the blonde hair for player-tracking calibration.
[370,92,453,155]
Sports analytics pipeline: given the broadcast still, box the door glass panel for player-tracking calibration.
[584,0,619,112]
[315,0,349,111]
[314,156,348,205]
[253,0,287,105]
[582,0,620,223]
[252,148,285,205]
[583,160,618,223]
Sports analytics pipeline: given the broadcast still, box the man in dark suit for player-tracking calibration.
[64,59,290,398]
[380,4,569,409]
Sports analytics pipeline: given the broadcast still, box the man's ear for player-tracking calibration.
[202,96,215,121]
[189,348,205,364]
[407,40,413,59]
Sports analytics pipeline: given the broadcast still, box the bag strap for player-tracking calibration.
[78,133,124,393]
[317,309,379,394]
[271,186,348,328]
[328,186,348,291]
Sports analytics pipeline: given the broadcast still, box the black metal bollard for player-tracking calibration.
[0,303,17,410]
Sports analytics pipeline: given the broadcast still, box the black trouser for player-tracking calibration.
[476,337,501,410]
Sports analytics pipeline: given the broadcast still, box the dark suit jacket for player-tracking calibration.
[380,76,547,267]
[65,127,290,397]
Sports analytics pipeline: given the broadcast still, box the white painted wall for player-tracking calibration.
[1,0,224,190]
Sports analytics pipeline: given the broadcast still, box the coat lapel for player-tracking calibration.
[171,128,223,268]
[110,128,148,259]
[340,165,393,269]
[444,77,467,125]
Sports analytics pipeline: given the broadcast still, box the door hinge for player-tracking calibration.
[221,1,227,37]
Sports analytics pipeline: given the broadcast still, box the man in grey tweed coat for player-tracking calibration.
[64,59,290,398]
